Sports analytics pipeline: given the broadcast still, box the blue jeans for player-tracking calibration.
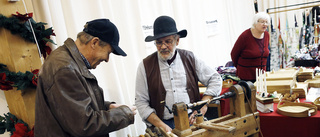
[163,113,193,129]
[163,118,175,129]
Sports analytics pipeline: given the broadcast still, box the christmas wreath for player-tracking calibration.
[0,12,56,59]
[0,63,38,91]
[0,112,33,137]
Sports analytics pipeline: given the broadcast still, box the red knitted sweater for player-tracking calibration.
[231,29,269,81]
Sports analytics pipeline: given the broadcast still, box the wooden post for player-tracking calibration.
[172,102,192,137]
[229,84,246,117]
[0,0,41,129]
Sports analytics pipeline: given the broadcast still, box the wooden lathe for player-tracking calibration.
[171,81,260,137]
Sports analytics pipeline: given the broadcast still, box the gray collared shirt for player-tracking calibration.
[135,52,222,125]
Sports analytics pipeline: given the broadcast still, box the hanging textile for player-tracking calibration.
[270,31,280,71]
[278,18,285,69]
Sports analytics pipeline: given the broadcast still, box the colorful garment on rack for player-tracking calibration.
[270,31,280,71]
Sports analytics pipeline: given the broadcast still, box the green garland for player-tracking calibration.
[0,112,19,134]
[0,112,33,136]
[0,12,55,91]
[0,13,52,137]
[0,63,38,91]
[0,12,56,59]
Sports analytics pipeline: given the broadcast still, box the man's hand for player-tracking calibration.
[188,104,208,125]
[109,103,121,109]
[200,95,212,116]
[200,104,208,116]
[109,104,137,115]
[128,105,137,115]
[189,95,212,125]
[162,124,172,132]
[188,111,197,125]
[147,113,172,132]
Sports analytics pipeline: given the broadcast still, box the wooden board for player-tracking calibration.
[256,95,273,103]
[266,69,298,81]
[297,68,314,76]
[315,73,320,78]
[305,78,320,88]
[292,82,308,98]
[297,75,313,78]
[297,76,313,82]
[297,68,314,82]
[0,0,39,129]
[254,80,294,94]
[256,93,282,103]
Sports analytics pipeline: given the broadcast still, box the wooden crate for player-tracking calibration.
[292,82,308,98]
[255,80,294,94]
[297,68,314,82]
[305,78,320,88]
[266,69,298,81]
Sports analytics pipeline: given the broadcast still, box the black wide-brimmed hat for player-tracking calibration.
[145,16,187,42]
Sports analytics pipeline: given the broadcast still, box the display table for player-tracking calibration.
[259,98,320,137]
[202,84,320,137]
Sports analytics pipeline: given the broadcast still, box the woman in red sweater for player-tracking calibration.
[231,12,270,82]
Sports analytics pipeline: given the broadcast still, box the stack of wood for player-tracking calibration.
[292,82,308,98]
[262,80,295,94]
[296,68,314,82]
[254,68,298,95]
[266,68,298,81]
[305,77,320,88]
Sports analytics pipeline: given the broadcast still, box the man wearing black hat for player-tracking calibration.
[135,16,222,132]
[35,19,136,137]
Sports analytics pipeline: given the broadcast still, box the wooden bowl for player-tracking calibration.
[313,97,320,110]
[277,102,317,117]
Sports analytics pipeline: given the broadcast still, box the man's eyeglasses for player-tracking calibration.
[258,20,269,25]
[154,40,174,47]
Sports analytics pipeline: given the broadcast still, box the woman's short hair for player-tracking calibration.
[252,12,270,28]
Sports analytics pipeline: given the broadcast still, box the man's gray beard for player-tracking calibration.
[158,47,176,61]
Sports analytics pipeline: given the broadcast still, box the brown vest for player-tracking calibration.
[143,49,200,119]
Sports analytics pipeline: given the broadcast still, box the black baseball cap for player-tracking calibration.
[83,19,127,56]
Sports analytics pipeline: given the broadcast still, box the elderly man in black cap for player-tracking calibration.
[35,19,136,137]
[135,16,222,132]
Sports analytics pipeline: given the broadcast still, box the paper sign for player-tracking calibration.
[141,23,156,54]
[206,19,219,36]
